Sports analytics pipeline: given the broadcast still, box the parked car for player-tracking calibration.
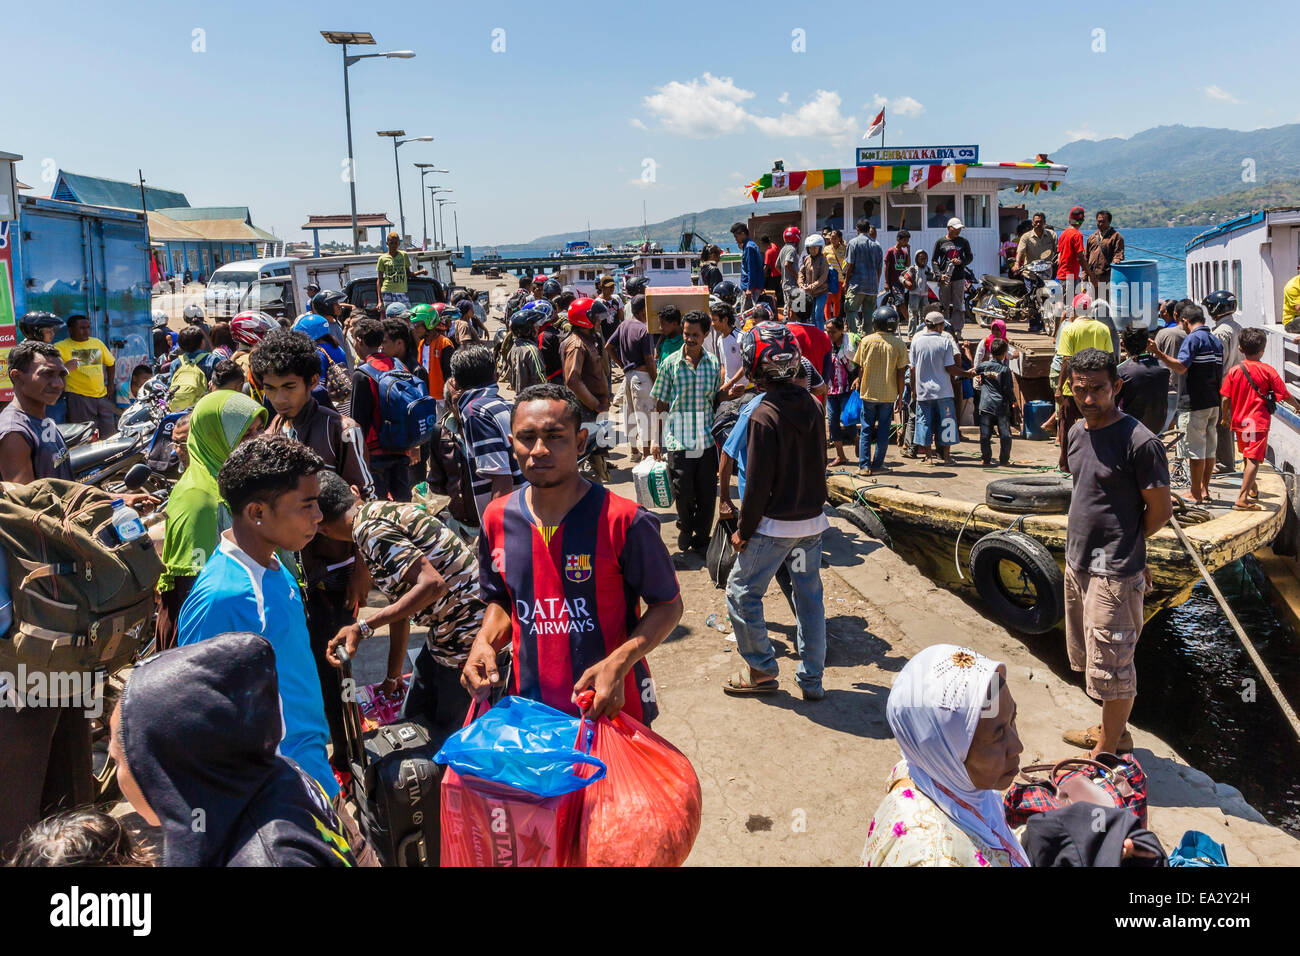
[344,275,446,317]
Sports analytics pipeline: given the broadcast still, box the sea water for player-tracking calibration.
[1121,226,1204,300]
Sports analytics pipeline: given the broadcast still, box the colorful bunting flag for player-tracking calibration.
[907,166,927,189]
[805,169,824,190]
[856,167,873,188]
[840,168,857,190]
[872,166,892,187]
[788,171,806,191]
[890,165,909,187]
[927,165,945,188]
[823,168,841,189]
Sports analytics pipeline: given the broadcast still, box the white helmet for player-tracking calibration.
[182,304,204,322]
[151,310,169,329]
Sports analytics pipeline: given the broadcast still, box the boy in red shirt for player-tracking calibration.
[1056,206,1087,303]
[1219,327,1300,510]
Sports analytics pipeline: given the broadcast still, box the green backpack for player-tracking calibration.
[169,356,208,412]
[0,480,162,704]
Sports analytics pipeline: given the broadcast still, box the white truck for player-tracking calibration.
[235,250,456,319]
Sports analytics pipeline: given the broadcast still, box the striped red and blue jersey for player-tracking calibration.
[478,483,679,725]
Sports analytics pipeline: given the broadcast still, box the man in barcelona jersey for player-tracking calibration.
[461,384,683,723]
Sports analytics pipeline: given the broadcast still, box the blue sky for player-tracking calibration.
[6,0,1299,246]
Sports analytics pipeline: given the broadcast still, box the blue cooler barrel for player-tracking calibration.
[1023,400,1054,440]
[1110,259,1158,331]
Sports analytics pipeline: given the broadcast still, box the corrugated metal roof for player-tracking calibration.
[158,205,251,223]
[53,171,189,210]
[148,212,271,243]
[302,213,393,229]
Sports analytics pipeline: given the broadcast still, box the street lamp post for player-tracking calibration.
[414,165,449,251]
[437,199,456,252]
[427,187,452,248]
[378,131,432,244]
[321,32,415,253]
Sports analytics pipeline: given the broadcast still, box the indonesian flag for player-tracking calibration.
[862,108,885,140]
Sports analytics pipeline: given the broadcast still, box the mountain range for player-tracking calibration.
[518,124,1300,246]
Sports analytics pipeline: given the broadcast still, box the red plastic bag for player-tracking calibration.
[440,767,581,867]
[573,695,702,867]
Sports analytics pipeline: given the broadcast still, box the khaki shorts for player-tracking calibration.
[1180,406,1218,460]
[1064,564,1147,701]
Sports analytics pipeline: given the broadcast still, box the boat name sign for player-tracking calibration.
[856,145,979,166]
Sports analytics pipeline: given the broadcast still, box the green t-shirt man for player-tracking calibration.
[377,250,411,295]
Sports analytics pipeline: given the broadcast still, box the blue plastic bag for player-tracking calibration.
[1168,830,1228,867]
[434,696,606,798]
[840,389,863,428]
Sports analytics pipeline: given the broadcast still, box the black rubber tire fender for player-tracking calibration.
[968,529,1064,635]
[835,502,892,548]
[985,475,1073,514]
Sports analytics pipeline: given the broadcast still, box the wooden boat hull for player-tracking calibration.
[827,468,1287,624]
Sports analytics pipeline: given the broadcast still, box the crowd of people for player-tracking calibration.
[0,209,1291,868]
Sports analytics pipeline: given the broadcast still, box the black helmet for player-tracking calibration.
[312,289,346,316]
[1202,289,1237,319]
[541,278,562,299]
[871,304,899,333]
[712,279,739,306]
[624,275,648,297]
[509,309,535,333]
[18,310,62,339]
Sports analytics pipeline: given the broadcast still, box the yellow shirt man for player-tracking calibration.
[57,335,115,398]
[1056,318,1113,397]
[854,330,910,404]
[1283,272,1300,330]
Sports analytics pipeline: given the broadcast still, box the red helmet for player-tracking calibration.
[783,226,802,244]
[567,297,596,330]
[740,321,802,382]
[531,274,548,286]
[231,311,278,347]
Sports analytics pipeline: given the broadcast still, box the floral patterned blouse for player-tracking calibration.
[860,761,1020,868]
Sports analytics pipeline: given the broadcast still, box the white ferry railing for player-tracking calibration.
[1265,325,1300,405]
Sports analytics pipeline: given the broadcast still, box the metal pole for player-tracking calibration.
[438,202,446,251]
[420,172,428,251]
[392,138,406,242]
[430,190,439,249]
[454,210,459,251]
[343,43,360,253]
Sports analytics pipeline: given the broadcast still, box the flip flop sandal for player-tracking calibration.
[723,669,778,696]
[1233,502,1264,511]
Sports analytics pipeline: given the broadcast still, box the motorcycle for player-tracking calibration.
[969,259,1058,335]
[70,375,184,492]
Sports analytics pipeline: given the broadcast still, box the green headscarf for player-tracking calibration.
[160,390,268,590]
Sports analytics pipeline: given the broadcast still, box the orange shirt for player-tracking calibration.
[423,334,454,398]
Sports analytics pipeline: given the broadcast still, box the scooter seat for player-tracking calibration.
[70,434,140,474]
[57,421,97,446]
[982,274,1025,293]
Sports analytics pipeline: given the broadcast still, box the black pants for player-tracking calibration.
[372,457,412,502]
[306,572,354,771]
[978,412,1012,465]
[0,703,92,856]
[666,446,718,551]
[402,646,473,753]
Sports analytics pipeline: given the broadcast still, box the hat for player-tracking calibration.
[1069,206,1085,222]
[805,235,825,248]
[1072,292,1093,311]
[597,275,615,288]
[925,310,946,326]
[947,218,964,230]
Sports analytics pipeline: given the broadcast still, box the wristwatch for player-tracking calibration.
[356,617,374,640]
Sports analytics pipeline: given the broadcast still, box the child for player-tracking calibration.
[1220,327,1300,510]
[905,251,932,337]
[209,358,246,392]
[8,808,153,866]
[973,338,1018,466]
[129,364,153,399]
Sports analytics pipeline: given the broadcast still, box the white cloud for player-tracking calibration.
[891,96,925,117]
[1204,85,1241,104]
[628,118,648,130]
[778,91,790,104]
[642,76,856,145]
[1064,125,1108,141]
[642,73,753,137]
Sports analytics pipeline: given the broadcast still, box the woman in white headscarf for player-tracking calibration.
[862,644,1028,867]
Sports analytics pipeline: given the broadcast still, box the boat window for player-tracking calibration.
[851,195,880,230]
[651,258,662,269]
[1212,261,1219,289]
[883,193,922,232]
[926,195,957,229]
[1233,260,1242,297]
[677,258,687,270]
[816,198,845,233]
[963,193,991,229]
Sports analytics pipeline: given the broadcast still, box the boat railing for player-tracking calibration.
[1265,325,1300,406]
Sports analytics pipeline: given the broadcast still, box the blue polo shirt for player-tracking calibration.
[177,534,337,799]
[722,394,765,498]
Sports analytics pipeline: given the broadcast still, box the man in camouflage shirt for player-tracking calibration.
[318,472,484,740]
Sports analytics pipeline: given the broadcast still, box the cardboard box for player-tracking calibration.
[644,285,709,334]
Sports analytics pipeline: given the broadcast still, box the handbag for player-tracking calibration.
[1003,752,1147,828]
[1239,361,1277,416]
[706,517,738,590]
[840,389,863,428]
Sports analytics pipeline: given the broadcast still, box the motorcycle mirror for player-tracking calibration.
[123,462,153,491]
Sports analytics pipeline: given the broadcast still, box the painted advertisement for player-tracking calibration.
[0,220,15,400]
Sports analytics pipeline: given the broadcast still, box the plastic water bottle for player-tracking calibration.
[110,499,146,543]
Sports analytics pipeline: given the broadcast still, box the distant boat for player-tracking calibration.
[562,240,592,256]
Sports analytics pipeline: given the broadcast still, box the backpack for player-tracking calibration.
[426,420,480,528]
[0,480,162,703]
[169,356,208,411]
[357,358,439,452]
[318,347,352,407]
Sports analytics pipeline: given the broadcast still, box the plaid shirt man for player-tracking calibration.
[651,349,721,452]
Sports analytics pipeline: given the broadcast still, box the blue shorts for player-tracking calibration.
[913,397,957,448]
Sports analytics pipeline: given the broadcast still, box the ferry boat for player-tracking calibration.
[552,249,698,296]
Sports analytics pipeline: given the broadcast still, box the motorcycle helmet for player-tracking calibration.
[305,282,321,298]
[567,297,596,331]
[427,302,453,330]
[384,301,410,320]
[521,299,556,328]
[151,309,170,330]
[588,298,611,325]
[409,303,436,328]
[782,226,801,244]
[541,278,562,299]
[624,275,649,297]
[509,309,536,333]
[18,310,63,340]
[712,279,740,306]
[230,311,279,347]
[292,313,332,342]
[182,303,205,323]
[1203,289,1237,319]
[740,321,802,382]
[311,289,346,316]
[871,304,900,333]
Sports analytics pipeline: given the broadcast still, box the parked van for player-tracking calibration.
[205,257,295,319]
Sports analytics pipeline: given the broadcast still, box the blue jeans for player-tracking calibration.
[813,292,828,330]
[858,400,894,471]
[726,531,826,690]
[913,397,957,449]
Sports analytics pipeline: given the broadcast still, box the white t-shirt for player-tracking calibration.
[705,328,745,386]
[909,329,960,401]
